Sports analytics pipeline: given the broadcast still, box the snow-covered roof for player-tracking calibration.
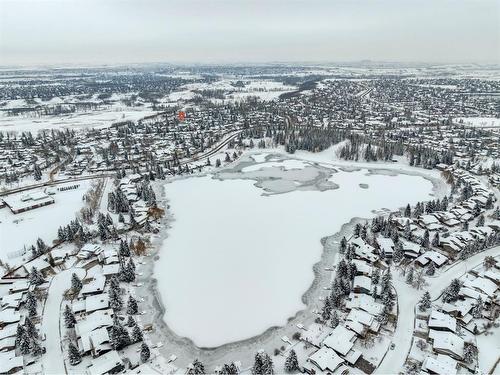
[301,323,332,348]
[346,293,384,316]
[87,350,123,375]
[75,309,113,337]
[468,276,497,297]
[422,354,457,375]
[81,275,106,295]
[308,347,344,372]
[0,352,23,373]
[429,330,464,359]
[0,308,21,325]
[416,251,448,267]
[428,310,456,332]
[353,275,372,291]
[322,325,355,356]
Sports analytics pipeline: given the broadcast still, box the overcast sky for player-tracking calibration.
[0,0,499,66]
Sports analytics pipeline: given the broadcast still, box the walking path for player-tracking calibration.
[41,268,85,375]
[375,245,500,374]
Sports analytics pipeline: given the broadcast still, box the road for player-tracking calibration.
[42,268,86,375]
[375,245,500,375]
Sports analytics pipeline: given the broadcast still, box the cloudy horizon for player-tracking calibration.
[0,0,499,67]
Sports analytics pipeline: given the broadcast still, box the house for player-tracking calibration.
[400,240,421,258]
[322,325,356,356]
[428,330,464,360]
[416,251,448,268]
[467,276,497,298]
[428,310,457,332]
[353,276,372,294]
[102,264,120,278]
[86,350,124,375]
[81,275,106,296]
[307,347,344,373]
[0,352,23,374]
[0,309,21,327]
[84,294,110,313]
[376,237,394,257]
[300,323,332,348]
[351,259,372,276]
[421,354,457,375]
[78,327,112,357]
[346,308,380,334]
[75,309,113,339]
[349,237,378,263]
[78,244,103,260]
[0,336,16,352]
[346,293,384,316]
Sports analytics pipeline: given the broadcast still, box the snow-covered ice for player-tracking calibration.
[155,163,434,347]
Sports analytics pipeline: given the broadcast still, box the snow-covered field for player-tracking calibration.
[453,117,500,128]
[155,157,435,347]
[0,182,90,264]
[0,107,156,133]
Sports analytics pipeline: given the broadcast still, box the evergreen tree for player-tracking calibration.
[29,267,45,286]
[432,232,440,247]
[406,266,414,284]
[463,343,477,364]
[15,325,26,348]
[221,363,239,374]
[140,343,150,362]
[339,236,347,254]
[477,215,485,227]
[119,240,130,257]
[68,342,82,365]
[393,242,404,263]
[64,305,76,328]
[127,295,138,315]
[19,330,31,355]
[321,296,332,321]
[418,291,431,312]
[284,349,299,372]
[330,310,340,328]
[24,316,38,339]
[252,351,274,375]
[426,262,436,276]
[404,204,411,218]
[471,296,483,318]
[421,230,430,248]
[31,339,43,356]
[25,291,37,317]
[110,316,130,350]
[131,324,143,343]
[109,277,123,311]
[188,359,205,374]
[71,273,82,292]
[442,279,462,303]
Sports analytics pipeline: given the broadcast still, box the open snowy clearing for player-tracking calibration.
[0,107,156,133]
[0,181,90,264]
[155,157,434,348]
[453,116,500,128]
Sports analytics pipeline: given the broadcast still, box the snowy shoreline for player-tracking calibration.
[139,148,448,368]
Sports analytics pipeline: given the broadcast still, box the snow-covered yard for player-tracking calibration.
[0,182,90,264]
[0,107,156,133]
[155,158,434,348]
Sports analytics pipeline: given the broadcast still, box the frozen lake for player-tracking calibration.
[155,158,435,347]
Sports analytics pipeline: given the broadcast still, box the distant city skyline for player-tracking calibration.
[0,0,499,66]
